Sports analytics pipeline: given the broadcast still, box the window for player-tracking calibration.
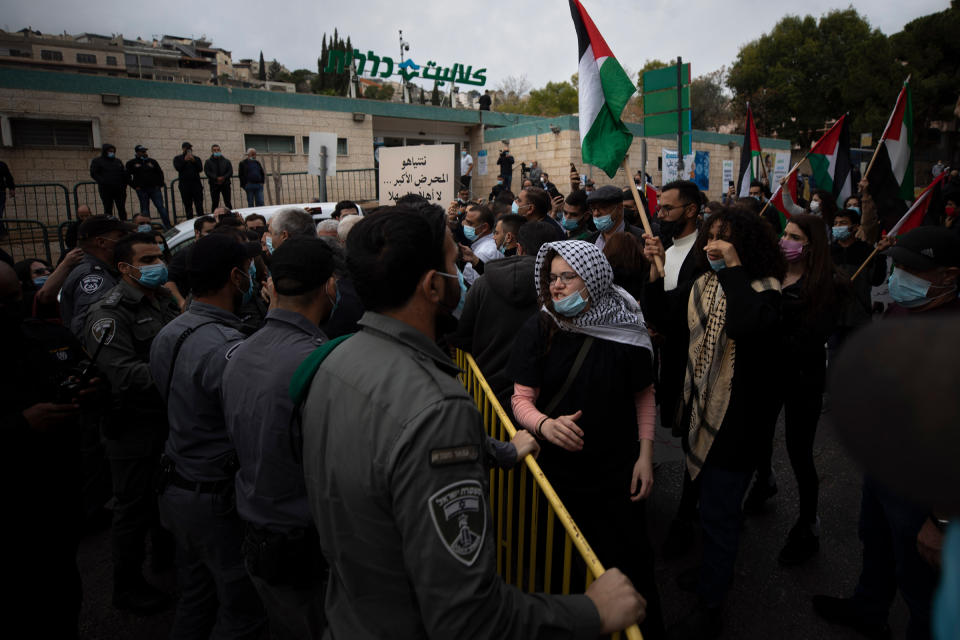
[11,119,93,148]
[41,50,63,61]
[76,53,97,64]
[0,48,31,58]
[243,134,295,154]
[302,137,348,156]
[106,56,117,66]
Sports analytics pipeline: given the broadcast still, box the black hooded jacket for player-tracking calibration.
[90,144,127,187]
[448,255,539,403]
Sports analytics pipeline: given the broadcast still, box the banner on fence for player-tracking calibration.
[308,132,338,176]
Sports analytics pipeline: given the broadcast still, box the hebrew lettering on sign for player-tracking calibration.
[323,47,487,87]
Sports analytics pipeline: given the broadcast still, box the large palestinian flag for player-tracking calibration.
[888,171,947,237]
[737,105,762,197]
[808,115,853,207]
[769,170,798,231]
[569,0,636,178]
[869,80,914,230]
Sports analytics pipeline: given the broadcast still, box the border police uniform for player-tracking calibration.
[223,308,328,639]
[150,300,265,639]
[296,311,602,638]
[61,253,119,337]
[84,279,180,609]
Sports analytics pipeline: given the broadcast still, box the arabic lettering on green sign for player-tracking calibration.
[324,49,487,86]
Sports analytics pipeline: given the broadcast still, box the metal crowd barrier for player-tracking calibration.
[74,181,173,223]
[0,218,53,264]
[3,183,72,229]
[454,349,642,640]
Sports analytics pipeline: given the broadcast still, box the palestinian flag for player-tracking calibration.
[737,104,762,197]
[808,115,853,207]
[888,171,947,237]
[769,170,798,230]
[569,0,636,178]
[645,183,658,213]
[869,80,914,230]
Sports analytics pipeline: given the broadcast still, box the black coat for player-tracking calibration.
[238,158,265,187]
[204,155,233,183]
[173,153,204,185]
[126,156,165,189]
[90,146,127,187]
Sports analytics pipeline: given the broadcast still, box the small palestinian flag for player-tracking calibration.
[887,171,947,237]
[737,104,762,198]
[569,0,636,178]
[808,115,853,207]
[769,170,799,230]
[869,80,914,230]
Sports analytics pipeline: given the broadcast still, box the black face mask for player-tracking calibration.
[435,274,460,338]
[659,218,684,240]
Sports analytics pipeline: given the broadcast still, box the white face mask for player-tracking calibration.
[809,200,821,213]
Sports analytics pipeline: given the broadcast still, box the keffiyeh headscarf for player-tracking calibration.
[534,240,652,352]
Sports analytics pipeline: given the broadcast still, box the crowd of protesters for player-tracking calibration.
[2,146,959,640]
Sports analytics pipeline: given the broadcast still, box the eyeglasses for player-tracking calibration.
[548,272,580,284]
[657,203,691,214]
[31,266,52,276]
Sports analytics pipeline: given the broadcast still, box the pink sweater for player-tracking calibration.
[511,383,656,441]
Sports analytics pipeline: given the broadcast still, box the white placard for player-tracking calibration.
[661,149,695,184]
[378,144,457,206]
[771,151,790,185]
[477,149,488,176]
[307,132,338,176]
[722,160,734,187]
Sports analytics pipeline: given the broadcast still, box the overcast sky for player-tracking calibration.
[4,0,949,91]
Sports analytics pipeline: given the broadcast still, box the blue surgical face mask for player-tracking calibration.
[553,288,588,317]
[33,276,48,288]
[594,214,614,232]
[498,241,508,255]
[213,151,222,158]
[888,267,933,308]
[462,224,478,242]
[436,268,466,315]
[562,215,580,230]
[832,226,851,241]
[137,223,152,233]
[265,236,275,255]
[107,151,115,159]
[708,257,727,272]
[511,201,520,215]
[848,206,861,215]
[134,262,168,289]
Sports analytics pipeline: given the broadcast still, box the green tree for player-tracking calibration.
[890,2,960,127]
[267,59,282,81]
[727,9,899,147]
[524,81,578,116]
[690,68,730,131]
[258,51,266,81]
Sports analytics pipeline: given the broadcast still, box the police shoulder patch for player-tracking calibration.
[427,479,486,566]
[90,317,116,345]
[80,274,104,295]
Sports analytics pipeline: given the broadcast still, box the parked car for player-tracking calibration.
[162,202,358,254]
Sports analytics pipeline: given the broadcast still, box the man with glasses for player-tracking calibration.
[585,185,647,250]
[513,187,565,239]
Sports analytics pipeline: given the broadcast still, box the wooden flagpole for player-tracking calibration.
[756,152,810,221]
[622,158,665,278]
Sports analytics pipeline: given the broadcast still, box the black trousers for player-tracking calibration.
[98,184,127,219]
[179,182,204,219]
[756,363,825,524]
[109,454,173,585]
[210,182,233,210]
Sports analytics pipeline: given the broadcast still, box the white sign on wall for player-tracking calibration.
[661,149,695,184]
[771,151,790,185]
[477,149,488,176]
[722,160,734,187]
[307,132,338,176]
[378,144,457,206]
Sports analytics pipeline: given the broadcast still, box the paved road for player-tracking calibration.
[77,408,912,638]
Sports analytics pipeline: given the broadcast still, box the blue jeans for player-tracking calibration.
[159,485,265,640]
[136,187,171,228]
[853,477,935,640]
[697,464,752,607]
[245,184,264,207]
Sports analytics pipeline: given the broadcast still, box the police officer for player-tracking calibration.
[173,142,204,220]
[126,145,171,229]
[296,206,646,638]
[83,232,180,614]
[149,233,265,639]
[222,238,337,639]
[0,261,102,638]
[61,216,132,338]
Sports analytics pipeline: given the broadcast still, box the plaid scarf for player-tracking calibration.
[679,271,781,480]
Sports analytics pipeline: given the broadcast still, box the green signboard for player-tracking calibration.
[644,86,690,115]
[644,111,692,137]
[324,48,487,87]
[642,63,690,93]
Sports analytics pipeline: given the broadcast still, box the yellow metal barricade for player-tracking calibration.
[455,349,643,640]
